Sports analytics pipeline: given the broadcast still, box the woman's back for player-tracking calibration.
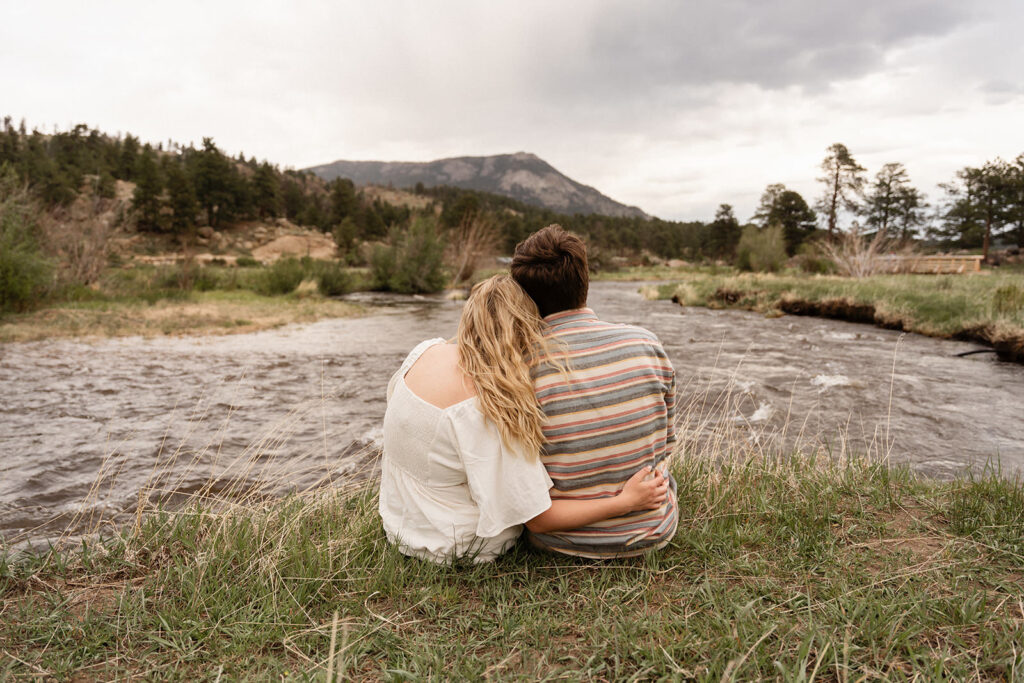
[379,338,552,564]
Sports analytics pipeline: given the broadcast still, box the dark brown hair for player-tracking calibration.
[510,224,589,317]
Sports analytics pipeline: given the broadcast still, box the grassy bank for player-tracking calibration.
[2,452,1022,680]
[0,290,364,342]
[0,262,368,342]
[654,270,1024,362]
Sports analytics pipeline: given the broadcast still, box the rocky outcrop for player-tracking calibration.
[305,152,648,219]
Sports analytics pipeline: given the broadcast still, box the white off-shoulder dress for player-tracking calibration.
[379,338,553,564]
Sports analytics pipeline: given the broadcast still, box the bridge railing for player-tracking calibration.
[876,255,984,274]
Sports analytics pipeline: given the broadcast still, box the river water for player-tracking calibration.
[2,281,1023,543]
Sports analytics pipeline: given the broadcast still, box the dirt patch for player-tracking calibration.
[66,584,122,620]
[252,234,337,263]
[881,507,948,559]
[360,185,433,211]
[778,297,878,325]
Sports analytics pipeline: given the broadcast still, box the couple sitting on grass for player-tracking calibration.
[379,225,679,562]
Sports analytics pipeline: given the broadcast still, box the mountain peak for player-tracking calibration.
[304,153,648,219]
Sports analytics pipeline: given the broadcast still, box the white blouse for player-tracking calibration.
[378,338,553,564]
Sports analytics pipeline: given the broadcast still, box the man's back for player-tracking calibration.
[526,308,679,558]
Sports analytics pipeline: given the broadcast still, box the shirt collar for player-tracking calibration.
[543,307,598,325]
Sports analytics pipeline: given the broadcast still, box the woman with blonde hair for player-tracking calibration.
[378,274,668,563]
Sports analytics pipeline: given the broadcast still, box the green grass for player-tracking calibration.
[650,269,1024,361]
[2,452,1021,680]
[0,262,371,341]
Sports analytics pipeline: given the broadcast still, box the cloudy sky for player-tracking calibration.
[4,0,1024,221]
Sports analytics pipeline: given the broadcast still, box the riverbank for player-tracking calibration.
[0,290,364,342]
[654,270,1024,363]
[0,263,368,342]
[2,452,1021,680]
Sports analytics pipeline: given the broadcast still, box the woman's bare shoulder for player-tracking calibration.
[404,343,476,409]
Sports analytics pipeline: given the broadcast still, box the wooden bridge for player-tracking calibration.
[877,255,984,274]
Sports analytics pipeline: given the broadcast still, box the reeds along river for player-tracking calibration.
[2,281,1023,543]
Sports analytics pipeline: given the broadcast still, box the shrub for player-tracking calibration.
[236,256,259,268]
[446,211,498,285]
[0,169,53,313]
[371,217,447,293]
[254,257,305,296]
[315,261,353,297]
[817,227,897,278]
[192,266,221,292]
[792,242,836,274]
[735,224,787,272]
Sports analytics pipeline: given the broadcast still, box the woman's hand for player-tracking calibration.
[526,466,671,534]
[617,466,669,512]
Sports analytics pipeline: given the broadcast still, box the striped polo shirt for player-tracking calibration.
[526,308,679,558]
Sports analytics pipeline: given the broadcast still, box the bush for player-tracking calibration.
[236,256,259,268]
[735,224,788,272]
[254,257,305,296]
[0,170,53,313]
[792,242,836,274]
[315,261,353,296]
[371,217,447,293]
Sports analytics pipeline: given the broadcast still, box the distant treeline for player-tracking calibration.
[2,119,1023,263]
[421,185,734,261]
[0,118,407,242]
[0,118,740,261]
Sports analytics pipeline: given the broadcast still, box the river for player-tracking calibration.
[2,281,1022,543]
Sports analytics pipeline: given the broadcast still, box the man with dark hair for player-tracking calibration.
[512,224,679,558]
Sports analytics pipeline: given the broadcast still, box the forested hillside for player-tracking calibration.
[0,119,737,264]
[306,152,649,219]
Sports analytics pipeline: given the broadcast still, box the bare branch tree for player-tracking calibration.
[447,210,499,287]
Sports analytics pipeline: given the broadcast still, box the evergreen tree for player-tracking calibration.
[816,143,866,236]
[119,135,140,180]
[166,164,198,235]
[1005,154,1024,248]
[328,178,358,226]
[281,176,307,221]
[753,184,816,254]
[936,160,1011,260]
[864,163,912,236]
[894,185,928,242]
[193,138,233,227]
[132,149,164,231]
[705,204,741,258]
[252,162,280,218]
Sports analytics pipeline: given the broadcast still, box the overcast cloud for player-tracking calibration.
[3,0,1023,220]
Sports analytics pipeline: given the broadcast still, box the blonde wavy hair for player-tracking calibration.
[457,274,564,460]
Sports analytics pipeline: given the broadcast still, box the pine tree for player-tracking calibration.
[166,164,197,235]
[864,163,910,236]
[705,204,741,258]
[252,162,280,219]
[133,149,164,232]
[193,138,233,227]
[752,184,816,254]
[816,143,866,237]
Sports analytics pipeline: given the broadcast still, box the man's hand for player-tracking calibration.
[617,466,669,512]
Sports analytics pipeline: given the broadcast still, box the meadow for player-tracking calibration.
[2,402,1022,680]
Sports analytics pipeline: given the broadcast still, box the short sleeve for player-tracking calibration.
[386,338,447,402]
[447,409,553,538]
